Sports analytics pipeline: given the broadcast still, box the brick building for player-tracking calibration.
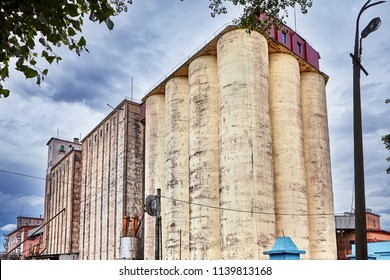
[43,137,82,257]
[78,99,144,260]
[335,209,390,259]
[3,216,43,259]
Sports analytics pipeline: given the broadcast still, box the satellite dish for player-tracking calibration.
[145,195,157,216]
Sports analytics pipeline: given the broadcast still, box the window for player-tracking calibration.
[59,145,65,152]
[106,123,109,132]
[281,32,287,44]
[100,129,103,137]
[94,134,97,142]
[297,42,302,54]
[113,116,117,125]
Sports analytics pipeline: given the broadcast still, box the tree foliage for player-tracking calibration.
[209,0,313,31]
[0,0,313,98]
[0,0,132,98]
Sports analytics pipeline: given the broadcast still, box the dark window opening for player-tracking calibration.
[297,42,302,54]
[281,32,287,44]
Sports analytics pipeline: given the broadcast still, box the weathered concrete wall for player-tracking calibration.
[188,55,221,260]
[269,52,310,259]
[125,103,145,258]
[144,94,166,260]
[78,101,143,260]
[301,72,337,259]
[165,77,190,260]
[217,29,275,260]
[44,150,81,255]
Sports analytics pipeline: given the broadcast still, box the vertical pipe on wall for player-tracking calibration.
[301,71,337,259]
[269,52,310,259]
[165,77,190,260]
[144,94,166,259]
[217,29,275,260]
[188,55,220,260]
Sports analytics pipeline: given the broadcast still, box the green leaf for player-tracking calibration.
[46,56,56,64]
[21,66,38,79]
[1,88,10,98]
[105,18,114,30]
[42,69,49,76]
[68,27,76,36]
[78,36,86,47]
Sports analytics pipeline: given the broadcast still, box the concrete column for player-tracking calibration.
[217,29,275,260]
[301,71,337,259]
[165,77,190,260]
[188,55,220,260]
[101,122,110,260]
[269,52,310,259]
[144,93,166,260]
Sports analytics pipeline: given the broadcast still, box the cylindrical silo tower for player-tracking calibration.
[217,29,275,260]
[165,77,190,260]
[269,52,310,259]
[144,93,166,260]
[188,55,221,260]
[301,71,337,259]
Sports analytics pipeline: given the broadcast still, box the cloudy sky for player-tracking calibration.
[0,0,389,251]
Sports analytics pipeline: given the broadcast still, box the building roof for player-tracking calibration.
[46,137,82,146]
[263,236,306,255]
[27,226,44,238]
[81,98,141,143]
[142,24,327,103]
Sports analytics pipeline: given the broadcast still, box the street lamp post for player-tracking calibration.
[351,0,385,260]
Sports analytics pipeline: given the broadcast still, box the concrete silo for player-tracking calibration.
[144,93,166,260]
[165,77,190,260]
[269,52,310,259]
[217,29,275,260]
[301,71,337,259]
[188,55,221,260]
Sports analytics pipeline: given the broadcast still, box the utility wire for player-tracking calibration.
[1,167,347,217]
[0,169,46,182]
[160,195,336,217]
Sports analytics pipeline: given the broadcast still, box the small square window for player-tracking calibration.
[281,32,287,44]
[297,42,302,54]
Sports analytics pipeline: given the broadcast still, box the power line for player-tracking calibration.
[1,167,346,217]
[160,195,336,217]
[0,169,46,181]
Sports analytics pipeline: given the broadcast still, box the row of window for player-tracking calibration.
[281,31,302,54]
[88,117,117,147]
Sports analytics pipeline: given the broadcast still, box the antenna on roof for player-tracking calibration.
[107,103,115,110]
[294,5,297,32]
[131,76,134,102]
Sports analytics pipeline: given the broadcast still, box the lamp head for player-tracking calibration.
[361,17,382,38]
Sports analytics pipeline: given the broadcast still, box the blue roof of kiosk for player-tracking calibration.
[263,236,306,255]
